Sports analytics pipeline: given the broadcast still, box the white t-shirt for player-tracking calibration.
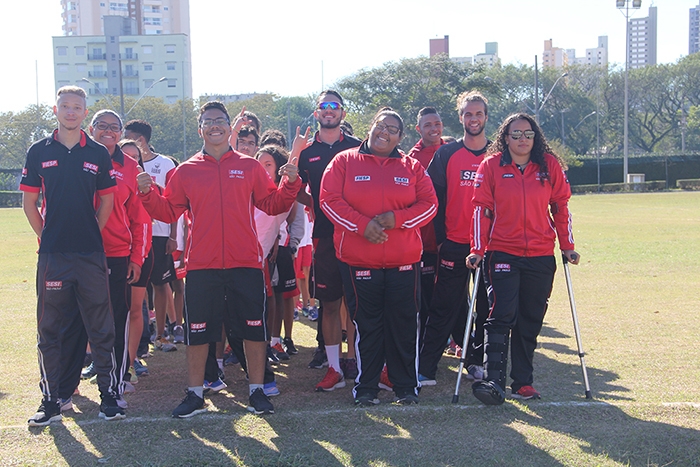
[142,154,177,237]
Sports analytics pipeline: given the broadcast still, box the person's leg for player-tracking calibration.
[128,286,146,363]
[510,256,556,393]
[466,268,490,370]
[58,295,86,401]
[418,252,437,348]
[107,257,131,393]
[171,277,185,327]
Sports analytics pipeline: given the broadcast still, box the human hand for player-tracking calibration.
[363,219,389,244]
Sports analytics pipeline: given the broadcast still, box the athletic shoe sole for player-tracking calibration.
[247,405,274,415]
[28,414,62,427]
[315,380,346,392]
[472,381,506,406]
[172,407,208,419]
[99,411,127,421]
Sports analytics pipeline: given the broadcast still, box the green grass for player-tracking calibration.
[1,192,700,466]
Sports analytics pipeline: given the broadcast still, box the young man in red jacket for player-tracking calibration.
[137,101,301,417]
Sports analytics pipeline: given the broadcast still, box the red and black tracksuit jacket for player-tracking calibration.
[407,138,445,254]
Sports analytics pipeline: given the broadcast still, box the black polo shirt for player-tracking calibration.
[20,129,117,254]
[298,131,361,239]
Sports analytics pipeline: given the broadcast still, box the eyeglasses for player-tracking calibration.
[94,121,122,132]
[374,122,400,135]
[200,117,230,128]
[237,139,257,148]
[318,101,342,110]
[509,130,536,140]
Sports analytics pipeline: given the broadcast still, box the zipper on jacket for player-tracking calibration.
[520,166,529,256]
[217,159,226,269]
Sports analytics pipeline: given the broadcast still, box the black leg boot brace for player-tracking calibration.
[472,327,509,405]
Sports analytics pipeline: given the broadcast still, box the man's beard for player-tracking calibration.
[319,119,341,130]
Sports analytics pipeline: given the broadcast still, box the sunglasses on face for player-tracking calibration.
[374,122,400,135]
[200,118,230,128]
[509,130,536,140]
[94,121,122,132]
[318,101,342,110]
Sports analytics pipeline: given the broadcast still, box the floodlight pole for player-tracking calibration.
[537,72,568,125]
[618,0,641,189]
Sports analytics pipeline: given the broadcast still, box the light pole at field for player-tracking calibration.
[125,77,166,117]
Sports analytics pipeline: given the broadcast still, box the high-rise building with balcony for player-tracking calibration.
[691,2,700,55]
[628,6,657,68]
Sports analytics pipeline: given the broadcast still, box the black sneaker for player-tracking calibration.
[99,395,126,421]
[28,399,62,427]
[283,337,298,355]
[267,345,280,365]
[248,388,274,415]
[354,393,380,407]
[172,390,207,418]
[308,346,328,369]
[344,358,358,380]
[394,393,419,405]
[472,380,506,406]
[81,362,96,379]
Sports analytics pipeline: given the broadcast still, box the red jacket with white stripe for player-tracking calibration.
[101,147,150,266]
[470,150,574,257]
[320,143,438,269]
[407,138,444,254]
[139,149,301,271]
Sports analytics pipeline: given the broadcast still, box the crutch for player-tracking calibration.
[452,258,481,403]
[562,253,593,399]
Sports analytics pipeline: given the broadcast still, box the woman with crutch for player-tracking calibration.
[466,112,580,405]
[320,107,437,406]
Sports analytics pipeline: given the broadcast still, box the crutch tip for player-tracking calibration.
[451,395,460,404]
[585,391,593,399]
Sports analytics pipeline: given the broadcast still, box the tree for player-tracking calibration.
[0,105,55,169]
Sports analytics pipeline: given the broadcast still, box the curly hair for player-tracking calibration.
[487,113,567,184]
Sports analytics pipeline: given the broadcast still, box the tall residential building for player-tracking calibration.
[54,16,192,108]
[691,2,700,54]
[586,36,608,67]
[61,0,190,36]
[628,6,657,68]
[474,42,499,66]
[543,39,568,68]
[430,36,449,56]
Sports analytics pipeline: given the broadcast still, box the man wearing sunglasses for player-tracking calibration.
[297,90,362,391]
[418,91,491,387]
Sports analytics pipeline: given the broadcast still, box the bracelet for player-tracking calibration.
[168,237,177,241]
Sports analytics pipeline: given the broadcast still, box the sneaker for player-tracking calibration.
[271,342,290,361]
[248,388,274,415]
[28,400,62,427]
[127,367,139,384]
[155,336,177,352]
[172,390,207,418]
[133,358,149,377]
[315,367,346,392]
[203,379,227,394]
[172,325,185,344]
[83,352,93,368]
[308,347,328,369]
[224,352,239,366]
[283,337,298,355]
[307,306,319,321]
[116,396,128,409]
[301,306,310,317]
[99,395,126,421]
[466,364,484,382]
[123,381,136,394]
[293,309,300,321]
[512,385,541,400]
[89,374,98,385]
[445,340,462,357]
[354,393,380,407]
[344,358,358,380]
[263,381,280,397]
[394,393,419,405]
[378,365,393,391]
[59,397,73,413]
[267,345,280,365]
[472,380,506,406]
[218,367,226,382]
[81,362,96,379]
[418,373,437,386]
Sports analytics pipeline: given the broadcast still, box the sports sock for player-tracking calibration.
[188,386,203,399]
[217,359,224,372]
[249,384,264,395]
[325,344,341,373]
[271,336,281,346]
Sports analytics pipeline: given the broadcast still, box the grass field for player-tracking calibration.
[1,192,699,467]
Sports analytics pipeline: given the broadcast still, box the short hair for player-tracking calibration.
[91,109,123,129]
[242,111,261,133]
[456,91,489,116]
[238,125,259,146]
[255,144,289,183]
[57,85,87,101]
[118,139,142,164]
[416,107,440,125]
[124,119,152,143]
[317,89,344,107]
[340,120,354,136]
[259,129,286,148]
[198,101,230,125]
[442,135,457,144]
[371,107,404,137]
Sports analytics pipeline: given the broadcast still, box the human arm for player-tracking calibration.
[548,155,576,255]
[22,191,43,238]
[96,192,114,231]
[137,167,189,224]
[287,202,305,253]
[253,162,302,216]
[384,160,437,231]
[469,160,495,257]
[426,150,448,246]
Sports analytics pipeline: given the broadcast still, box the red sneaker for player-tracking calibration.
[378,365,393,391]
[512,385,541,400]
[315,367,346,392]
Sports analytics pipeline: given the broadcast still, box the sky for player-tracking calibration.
[2,0,694,113]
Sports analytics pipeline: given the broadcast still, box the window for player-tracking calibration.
[166,62,176,71]
[112,70,116,77]
[168,79,176,88]
[144,79,154,88]
[142,46,153,54]
[57,47,67,56]
[144,63,153,71]
[57,63,68,73]
[75,46,85,55]
[165,45,175,54]
[76,64,86,73]
[110,36,116,43]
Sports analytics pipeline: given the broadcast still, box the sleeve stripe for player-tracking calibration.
[321,201,358,232]
[401,204,437,229]
[472,206,482,251]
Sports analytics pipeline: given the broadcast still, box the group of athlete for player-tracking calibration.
[22,84,578,426]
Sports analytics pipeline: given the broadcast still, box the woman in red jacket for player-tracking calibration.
[467,113,580,405]
[320,108,437,406]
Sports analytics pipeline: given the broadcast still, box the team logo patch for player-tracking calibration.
[494,263,511,273]
[190,322,206,332]
[422,265,435,274]
[355,270,371,280]
[503,173,514,178]
[42,160,58,169]
[460,170,477,186]
[285,279,296,287]
[229,169,244,179]
[398,264,413,271]
[441,259,455,270]
[110,169,124,180]
[355,175,370,182]
[151,162,162,174]
[45,281,62,290]
[83,162,98,174]
[394,176,409,186]
[22,168,28,176]
[309,156,321,163]
[247,320,263,327]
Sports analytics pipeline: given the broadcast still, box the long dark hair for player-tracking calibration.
[255,144,289,184]
[487,113,567,184]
